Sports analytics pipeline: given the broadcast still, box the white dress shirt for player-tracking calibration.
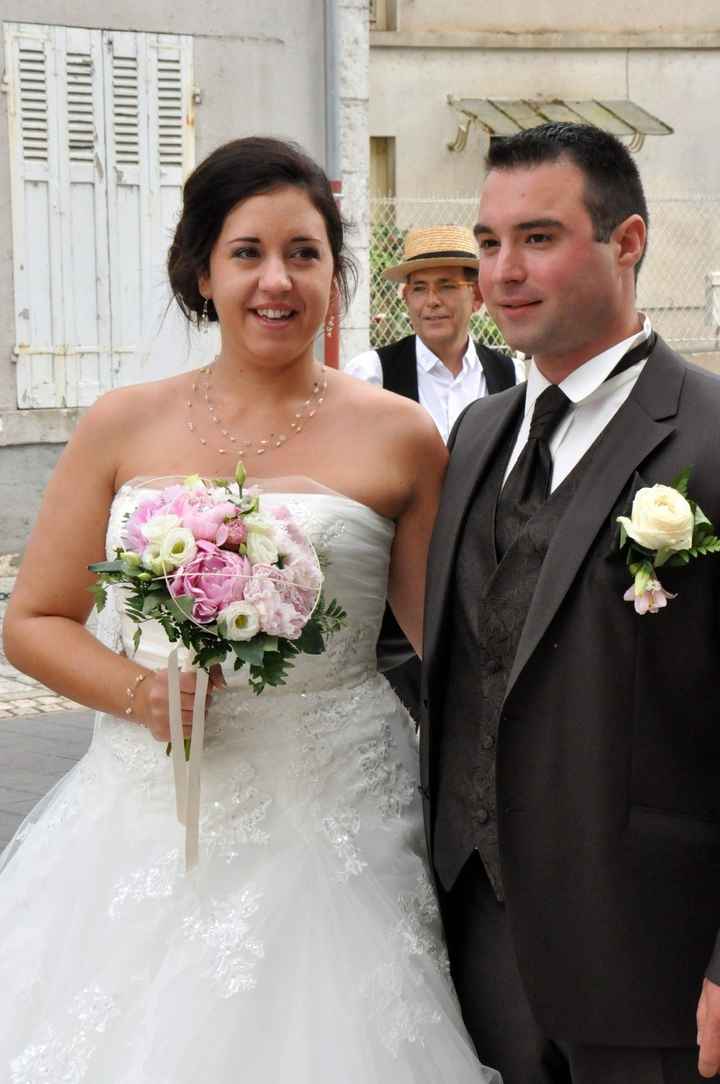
[346,337,526,443]
[503,316,653,491]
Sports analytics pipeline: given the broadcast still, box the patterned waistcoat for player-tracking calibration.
[432,425,597,899]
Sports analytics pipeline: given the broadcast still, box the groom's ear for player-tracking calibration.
[614,214,646,276]
[605,471,649,559]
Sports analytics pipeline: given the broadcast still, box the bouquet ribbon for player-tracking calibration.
[167,648,209,872]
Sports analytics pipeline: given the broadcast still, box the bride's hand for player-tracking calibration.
[135,666,225,743]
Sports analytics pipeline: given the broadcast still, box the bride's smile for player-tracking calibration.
[199,186,335,369]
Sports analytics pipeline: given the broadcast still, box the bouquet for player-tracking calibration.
[89,463,346,870]
[90,463,346,692]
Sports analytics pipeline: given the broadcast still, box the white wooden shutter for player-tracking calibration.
[104,31,195,387]
[5,24,195,407]
[5,23,111,408]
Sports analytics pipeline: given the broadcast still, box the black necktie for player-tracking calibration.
[494,331,657,560]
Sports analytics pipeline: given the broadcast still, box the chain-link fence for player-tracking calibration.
[370,197,720,355]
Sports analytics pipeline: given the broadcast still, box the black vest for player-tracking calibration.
[376,334,518,672]
[376,334,517,400]
[432,415,600,898]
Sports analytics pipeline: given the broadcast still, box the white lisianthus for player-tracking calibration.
[617,485,694,553]
[243,513,273,534]
[141,542,166,576]
[217,600,261,641]
[245,517,279,565]
[183,473,204,490]
[158,527,197,569]
[141,513,182,544]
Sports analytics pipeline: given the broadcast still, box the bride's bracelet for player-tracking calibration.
[125,670,151,717]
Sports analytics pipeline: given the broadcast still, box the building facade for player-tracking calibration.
[368,3,720,358]
[0,0,369,552]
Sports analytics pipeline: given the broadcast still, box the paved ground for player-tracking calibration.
[0,709,94,852]
[0,556,95,854]
[0,556,85,717]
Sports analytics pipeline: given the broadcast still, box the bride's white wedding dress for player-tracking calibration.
[0,487,499,1083]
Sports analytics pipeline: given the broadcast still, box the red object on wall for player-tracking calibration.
[323,179,342,369]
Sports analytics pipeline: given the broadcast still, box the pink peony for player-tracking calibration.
[170,540,252,624]
[623,578,677,615]
[180,501,237,544]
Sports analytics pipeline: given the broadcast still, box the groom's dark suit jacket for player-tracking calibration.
[421,335,720,1047]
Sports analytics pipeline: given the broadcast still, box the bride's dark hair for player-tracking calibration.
[168,137,357,325]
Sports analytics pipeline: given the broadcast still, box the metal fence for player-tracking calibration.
[369,196,720,355]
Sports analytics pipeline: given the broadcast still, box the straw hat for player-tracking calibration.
[382,225,479,283]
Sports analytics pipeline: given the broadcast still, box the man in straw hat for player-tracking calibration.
[347,224,523,442]
[347,225,523,720]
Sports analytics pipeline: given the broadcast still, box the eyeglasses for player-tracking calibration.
[405,281,476,300]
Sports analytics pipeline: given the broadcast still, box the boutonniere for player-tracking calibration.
[617,468,720,614]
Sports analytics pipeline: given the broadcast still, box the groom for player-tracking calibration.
[421,122,720,1083]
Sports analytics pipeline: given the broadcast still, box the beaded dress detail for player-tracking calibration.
[0,489,499,1084]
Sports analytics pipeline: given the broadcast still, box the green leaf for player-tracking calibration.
[231,639,266,667]
[88,559,126,574]
[695,537,720,556]
[141,593,163,615]
[618,522,628,550]
[164,594,195,622]
[132,627,142,653]
[670,466,692,497]
[294,621,325,655]
[654,546,673,569]
[87,582,107,612]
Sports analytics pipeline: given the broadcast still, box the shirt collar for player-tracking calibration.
[415,334,479,375]
[524,314,652,414]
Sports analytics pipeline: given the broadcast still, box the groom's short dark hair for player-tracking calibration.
[485,122,649,271]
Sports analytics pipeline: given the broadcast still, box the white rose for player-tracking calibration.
[217,600,261,641]
[246,529,279,566]
[617,485,694,552]
[141,513,181,544]
[158,527,197,569]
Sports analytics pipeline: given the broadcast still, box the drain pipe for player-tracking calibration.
[323,0,342,368]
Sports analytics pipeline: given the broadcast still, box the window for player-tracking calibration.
[370,136,396,198]
[369,0,397,32]
[4,23,195,409]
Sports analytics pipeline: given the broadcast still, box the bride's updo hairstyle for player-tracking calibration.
[168,136,356,325]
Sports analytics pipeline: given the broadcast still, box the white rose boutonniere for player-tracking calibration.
[617,468,720,614]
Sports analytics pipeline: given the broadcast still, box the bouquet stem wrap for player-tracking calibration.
[168,648,209,872]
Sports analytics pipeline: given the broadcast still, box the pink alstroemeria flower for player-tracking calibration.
[623,578,677,615]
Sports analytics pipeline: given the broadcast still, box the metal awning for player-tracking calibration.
[447,96,673,153]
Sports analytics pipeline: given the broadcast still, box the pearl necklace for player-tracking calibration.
[185,361,327,457]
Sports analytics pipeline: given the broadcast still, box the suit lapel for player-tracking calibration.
[505,337,685,699]
[424,385,525,690]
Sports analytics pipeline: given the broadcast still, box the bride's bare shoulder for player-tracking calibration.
[330,367,442,446]
[79,373,187,432]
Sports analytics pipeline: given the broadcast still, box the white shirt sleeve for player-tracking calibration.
[343,350,384,387]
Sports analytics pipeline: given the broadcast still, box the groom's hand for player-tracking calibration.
[697,977,720,1077]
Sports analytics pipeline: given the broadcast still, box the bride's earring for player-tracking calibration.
[198,298,209,334]
[324,309,336,337]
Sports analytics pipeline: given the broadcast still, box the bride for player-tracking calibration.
[2,136,500,1083]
